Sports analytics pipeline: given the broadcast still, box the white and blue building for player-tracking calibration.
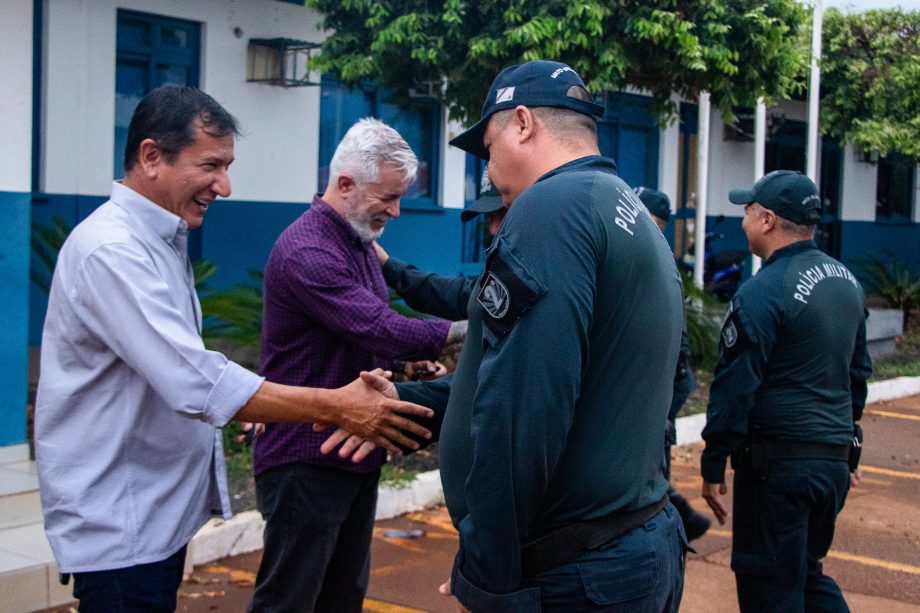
[2,0,917,451]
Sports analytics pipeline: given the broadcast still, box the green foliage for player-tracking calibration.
[856,252,920,328]
[379,464,418,489]
[194,262,265,348]
[31,216,73,294]
[821,9,920,158]
[871,318,920,379]
[682,271,722,370]
[307,0,809,125]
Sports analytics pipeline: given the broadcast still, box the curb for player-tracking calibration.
[187,376,920,570]
[187,469,445,569]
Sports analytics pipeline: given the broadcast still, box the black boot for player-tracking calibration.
[668,489,711,541]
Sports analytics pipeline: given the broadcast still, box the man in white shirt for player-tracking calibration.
[35,85,433,612]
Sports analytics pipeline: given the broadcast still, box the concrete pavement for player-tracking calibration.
[22,385,920,612]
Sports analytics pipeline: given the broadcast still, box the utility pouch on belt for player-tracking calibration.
[730,428,768,478]
[848,423,863,472]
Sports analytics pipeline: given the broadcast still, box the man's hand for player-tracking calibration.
[372,241,390,265]
[235,422,264,446]
[316,427,378,462]
[329,368,433,456]
[701,480,728,525]
[850,469,861,488]
[405,360,448,381]
[439,577,471,613]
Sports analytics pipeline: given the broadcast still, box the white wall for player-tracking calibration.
[840,145,879,222]
[43,0,322,202]
[706,112,755,218]
[440,115,467,209]
[658,100,680,215]
[0,0,33,192]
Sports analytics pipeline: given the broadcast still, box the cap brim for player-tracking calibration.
[461,195,503,221]
[728,188,755,205]
[449,116,490,160]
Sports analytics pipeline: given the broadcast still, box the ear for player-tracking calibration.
[136,138,162,179]
[513,106,537,144]
[336,173,358,197]
[761,208,778,233]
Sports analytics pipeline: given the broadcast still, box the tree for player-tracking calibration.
[307,0,809,124]
[821,8,920,158]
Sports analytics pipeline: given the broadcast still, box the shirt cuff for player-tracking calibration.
[382,257,408,286]
[203,361,265,427]
[451,556,541,613]
[700,450,728,484]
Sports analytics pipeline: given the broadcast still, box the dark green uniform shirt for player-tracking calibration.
[434,156,683,610]
[701,240,872,484]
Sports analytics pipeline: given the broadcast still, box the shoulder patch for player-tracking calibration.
[719,301,753,363]
[477,272,511,319]
[476,250,543,339]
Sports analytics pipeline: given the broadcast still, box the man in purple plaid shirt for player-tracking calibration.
[249,118,464,612]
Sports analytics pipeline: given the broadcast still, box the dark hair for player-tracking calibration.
[124,85,239,172]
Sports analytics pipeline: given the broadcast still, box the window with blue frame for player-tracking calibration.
[114,10,200,180]
[876,153,915,224]
[318,74,440,206]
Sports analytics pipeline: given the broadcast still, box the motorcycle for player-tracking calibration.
[679,215,747,302]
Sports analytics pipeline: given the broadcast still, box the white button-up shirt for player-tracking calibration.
[35,182,264,573]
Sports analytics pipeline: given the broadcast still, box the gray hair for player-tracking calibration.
[329,118,418,186]
[777,215,817,239]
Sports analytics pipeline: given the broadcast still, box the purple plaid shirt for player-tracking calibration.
[254,195,450,475]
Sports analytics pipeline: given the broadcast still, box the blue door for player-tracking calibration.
[597,93,660,189]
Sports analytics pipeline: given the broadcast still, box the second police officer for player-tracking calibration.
[700,171,872,612]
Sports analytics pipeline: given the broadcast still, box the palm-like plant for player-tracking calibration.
[194,261,264,348]
[681,270,723,370]
[858,252,920,328]
[31,216,73,294]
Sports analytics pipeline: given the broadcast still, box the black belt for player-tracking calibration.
[520,495,669,577]
[764,440,850,461]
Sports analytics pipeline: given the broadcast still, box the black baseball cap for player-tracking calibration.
[449,60,605,160]
[634,187,671,222]
[461,165,504,222]
[729,170,822,225]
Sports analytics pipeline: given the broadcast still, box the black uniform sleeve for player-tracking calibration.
[393,375,453,451]
[700,291,780,483]
[450,216,590,612]
[382,257,475,321]
[849,309,873,422]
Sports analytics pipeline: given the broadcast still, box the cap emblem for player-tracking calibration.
[495,87,515,104]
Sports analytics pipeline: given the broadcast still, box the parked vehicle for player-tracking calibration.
[680,216,747,302]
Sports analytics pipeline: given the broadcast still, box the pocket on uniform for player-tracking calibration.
[576,550,658,605]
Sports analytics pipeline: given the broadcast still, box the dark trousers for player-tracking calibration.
[732,458,851,613]
[249,463,380,613]
[524,504,687,612]
[71,545,187,612]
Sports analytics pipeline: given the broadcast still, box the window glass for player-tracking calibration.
[318,75,440,205]
[876,153,915,223]
[114,10,199,179]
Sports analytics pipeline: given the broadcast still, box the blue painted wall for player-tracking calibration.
[202,199,465,289]
[30,195,468,346]
[838,221,920,272]
[0,191,31,446]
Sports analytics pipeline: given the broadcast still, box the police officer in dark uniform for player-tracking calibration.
[375,167,506,321]
[400,60,687,612]
[700,170,872,612]
[635,186,711,541]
